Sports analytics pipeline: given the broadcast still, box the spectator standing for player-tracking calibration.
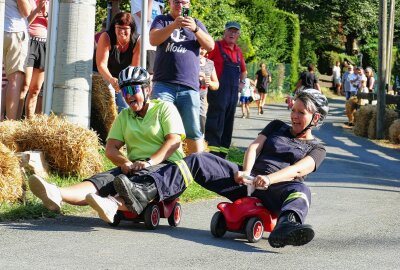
[3,0,32,120]
[347,66,360,100]
[199,47,218,134]
[239,77,253,119]
[342,64,354,99]
[28,66,186,224]
[131,0,164,77]
[365,67,375,93]
[94,19,107,49]
[254,62,271,115]
[332,61,341,95]
[149,0,214,154]
[206,21,247,158]
[96,12,141,113]
[22,0,48,119]
[296,64,321,92]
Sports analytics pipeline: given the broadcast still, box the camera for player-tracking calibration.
[181,7,191,17]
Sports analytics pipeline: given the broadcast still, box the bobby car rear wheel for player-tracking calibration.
[144,204,160,230]
[245,217,264,243]
[168,202,182,227]
[210,211,227,238]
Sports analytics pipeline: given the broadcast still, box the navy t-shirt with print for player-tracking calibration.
[150,14,208,90]
[251,120,326,180]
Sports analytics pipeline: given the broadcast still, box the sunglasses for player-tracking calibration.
[121,85,141,96]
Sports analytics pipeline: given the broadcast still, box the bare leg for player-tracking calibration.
[21,66,33,118]
[5,71,25,120]
[59,181,129,211]
[241,103,245,117]
[25,68,44,118]
[1,81,6,121]
[260,92,266,107]
[185,138,204,154]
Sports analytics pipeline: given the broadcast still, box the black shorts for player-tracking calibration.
[84,163,169,197]
[26,37,47,70]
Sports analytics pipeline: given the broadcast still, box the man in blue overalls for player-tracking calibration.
[206,22,247,158]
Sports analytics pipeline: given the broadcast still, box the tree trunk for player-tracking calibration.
[51,0,96,127]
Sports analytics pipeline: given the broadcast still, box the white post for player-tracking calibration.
[49,0,96,128]
[0,0,5,120]
[140,0,148,69]
[43,0,59,115]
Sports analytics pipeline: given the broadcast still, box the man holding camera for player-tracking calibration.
[149,0,214,154]
[205,22,247,159]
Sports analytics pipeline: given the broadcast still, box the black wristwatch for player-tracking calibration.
[193,25,199,33]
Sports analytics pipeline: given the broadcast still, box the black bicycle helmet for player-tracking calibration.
[296,88,329,123]
[118,66,150,88]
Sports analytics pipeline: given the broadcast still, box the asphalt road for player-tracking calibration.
[1,97,399,270]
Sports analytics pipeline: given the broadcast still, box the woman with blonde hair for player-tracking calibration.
[254,63,271,115]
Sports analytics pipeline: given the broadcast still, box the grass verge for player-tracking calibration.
[0,148,245,221]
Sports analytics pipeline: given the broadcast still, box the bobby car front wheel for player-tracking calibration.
[144,204,160,230]
[210,211,227,238]
[168,202,182,227]
[245,217,264,243]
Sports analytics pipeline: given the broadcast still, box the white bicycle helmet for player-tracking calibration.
[118,66,150,88]
[296,88,329,122]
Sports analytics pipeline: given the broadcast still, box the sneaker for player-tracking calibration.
[260,108,264,114]
[241,114,246,119]
[29,174,62,211]
[86,193,118,224]
[113,174,157,215]
[268,213,315,248]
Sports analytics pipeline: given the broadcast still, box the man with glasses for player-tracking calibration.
[342,64,354,99]
[149,0,214,154]
[29,66,186,224]
[205,22,247,159]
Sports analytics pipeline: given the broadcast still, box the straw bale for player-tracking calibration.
[0,142,24,203]
[14,114,104,177]
[353,105,375,137]
[367,108,398,139]
[388,119,400,144]
[91,73,118,143]
[182,139,209,156]
[0,120,22,151]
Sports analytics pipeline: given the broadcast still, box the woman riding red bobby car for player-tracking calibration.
[112,88,329,248]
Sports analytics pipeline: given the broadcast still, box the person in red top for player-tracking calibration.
[206,21,247,158]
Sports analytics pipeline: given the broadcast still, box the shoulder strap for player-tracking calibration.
[217,41,232,63]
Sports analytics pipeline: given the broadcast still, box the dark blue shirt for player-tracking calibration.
[150,14,208,90]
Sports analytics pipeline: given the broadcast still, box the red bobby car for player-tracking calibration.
[109,198,182,230]
[210,177,278,243]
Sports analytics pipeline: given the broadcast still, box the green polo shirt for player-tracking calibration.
[107,99,186,162]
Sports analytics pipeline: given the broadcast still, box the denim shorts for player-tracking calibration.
[152,82,202,140]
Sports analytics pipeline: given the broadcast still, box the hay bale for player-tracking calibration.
[182,139,209,156]
[388,119,400,144]
[0,120,22,151]
[0,142,24,203]
[367,108,398,139]
[14,114,104,177]
[91,73,118,143]
[354,105,375,137]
